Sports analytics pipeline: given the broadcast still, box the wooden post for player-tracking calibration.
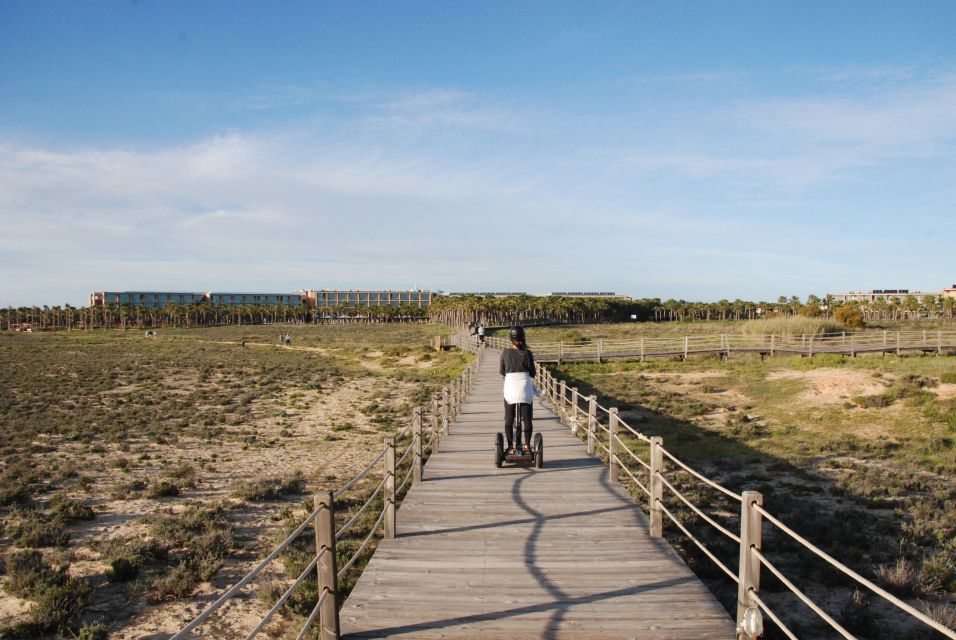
[923,329,928,346]
[808,335,814,358]
[640,337,645,362]
[597,339,603,363]
[413,408,423,483]
[883,330,888,349]
[559,380,567,421]
[432,398,440,453]
[558,341,563,365]
[850,333,855,357]
[608,408,619,484]
[896,331,901,356]
[736,491,763,638]
[683,336,689,361]
[384,437,396,539]
[939,330,943,355]
[769,334,775,356]
[315,491,339,639]
[587,395,597,456]
[649,436,664,538]
[571,387,580,433]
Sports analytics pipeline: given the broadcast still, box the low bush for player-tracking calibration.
[29,576,91,634]
[51,496,95,522]
[149,504,234,600]
[233,471,306,501]
[4,550,66,598]
[940,372,956,384]
[147,481,180,498]
[7,512,70,548]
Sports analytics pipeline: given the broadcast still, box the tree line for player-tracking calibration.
[4,293,955,332]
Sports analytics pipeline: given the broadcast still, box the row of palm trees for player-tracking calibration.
[5,293,955,332]
[1,302,431,331]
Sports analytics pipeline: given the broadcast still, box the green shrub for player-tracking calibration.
[7,512,70,547]
[29,577,91,634]
[233,471,306,501]
[852,394,893,409]
[4,550,66,598]
[51,496,95,522]
[147,481,180,498]
[76,621,109,640]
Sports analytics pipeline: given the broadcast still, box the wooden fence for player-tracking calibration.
[484,329,956,362]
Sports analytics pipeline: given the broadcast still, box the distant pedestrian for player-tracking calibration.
[477,325,485,345]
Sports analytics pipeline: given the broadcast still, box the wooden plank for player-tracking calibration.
[339,349,735,639]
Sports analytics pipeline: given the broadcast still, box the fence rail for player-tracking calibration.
[535,361,956,640]
[170,336,482,640]
[484,329,956,362]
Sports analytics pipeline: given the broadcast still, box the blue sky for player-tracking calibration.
[2,1,955,307]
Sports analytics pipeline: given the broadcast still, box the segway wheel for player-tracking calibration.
[533,433,543,469]
[495,433,504,468]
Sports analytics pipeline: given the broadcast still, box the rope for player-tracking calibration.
[397,466,414,495]
[169,503,326,639]
[334,446,388,498]
[659,502,738,583]
[751,548,856,640]
[293,587,330,640]
[615,456,650,496]
[753,504,956,639]
[396,441,415,466]
[748,590,799,640]
[613,434,650,471]
[243,553,320,639]
[657,472,740,543]
[337,507,387,580]
[660,448,742,501]
[336,476,386,540]
[618,418,651,443]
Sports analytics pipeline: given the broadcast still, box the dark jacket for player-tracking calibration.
[500,347,536,377]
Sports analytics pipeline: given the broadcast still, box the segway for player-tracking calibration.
[495,406,543,469]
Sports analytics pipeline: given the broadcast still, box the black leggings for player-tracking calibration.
[504,402,533,449]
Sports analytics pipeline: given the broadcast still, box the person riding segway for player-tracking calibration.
[495,325,543,468]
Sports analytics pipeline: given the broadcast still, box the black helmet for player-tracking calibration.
[509,325,525,341]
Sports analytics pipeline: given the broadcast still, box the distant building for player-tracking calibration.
[90,289,434,309]
[827,287,948,304]
[549,292,632,300]
[305,290,434,309]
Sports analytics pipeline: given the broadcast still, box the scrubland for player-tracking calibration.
[0,324,465,638]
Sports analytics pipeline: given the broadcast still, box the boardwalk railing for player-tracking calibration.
[485,329,956,362]
[170,340,482,640]
[535,363,956,640]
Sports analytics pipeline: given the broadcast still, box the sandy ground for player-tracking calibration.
[767,367,888,404]
[0,365,423,639]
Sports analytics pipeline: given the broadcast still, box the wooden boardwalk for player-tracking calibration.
[339,350,735,639]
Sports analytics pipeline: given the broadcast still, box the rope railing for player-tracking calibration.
[614,455,650,496]
[172,336,483,640]
[536,363,956,640]
[505,328,956,362]
[338,508,387,580]
[659,502,739,583]
[753,503,956,639]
